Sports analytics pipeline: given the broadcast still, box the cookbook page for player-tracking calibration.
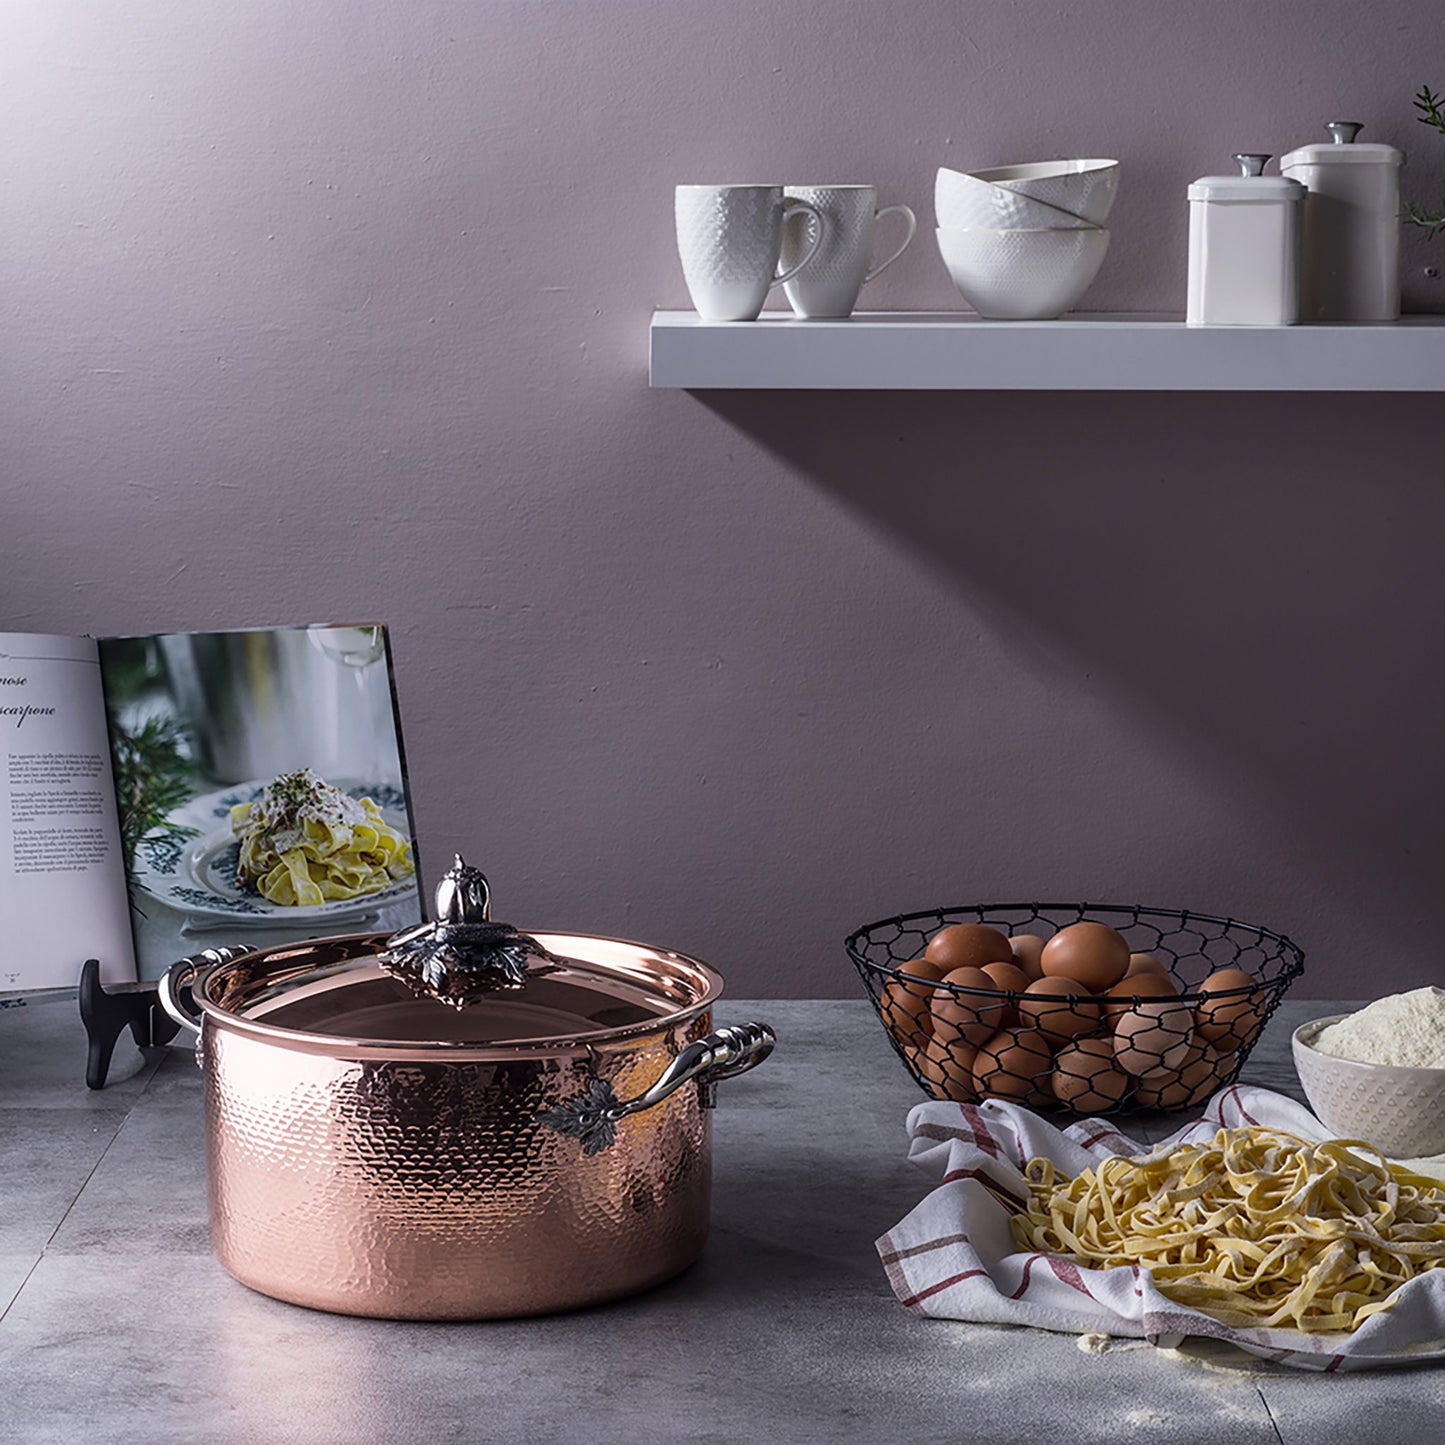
[0,634,137,994]
[97,624,423,980]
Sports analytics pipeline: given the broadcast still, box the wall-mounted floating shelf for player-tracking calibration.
[648,310,1445,391]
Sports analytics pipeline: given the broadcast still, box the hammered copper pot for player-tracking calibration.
[159,861,774,1321]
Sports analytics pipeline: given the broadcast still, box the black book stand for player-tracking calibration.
[77,959,179,1089]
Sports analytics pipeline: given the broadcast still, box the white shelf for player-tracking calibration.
[648,310,1445,391]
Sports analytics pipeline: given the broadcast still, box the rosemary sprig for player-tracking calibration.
[108,715,199,886]
[1415,84,1445,136]
[1405,85,1445,236]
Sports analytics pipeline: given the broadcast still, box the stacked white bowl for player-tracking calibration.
[935,159,1119,320]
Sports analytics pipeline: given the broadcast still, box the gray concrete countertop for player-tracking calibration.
[3,995,1443,1444]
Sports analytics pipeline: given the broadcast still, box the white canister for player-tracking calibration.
[1187,154,1304,326]
[1280,121,1403,322]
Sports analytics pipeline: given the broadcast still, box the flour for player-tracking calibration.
[1076,1331,1155,1355]
[1158,1343,1267,1378]
[1314,988,1445,1070]
[1123,1409,1169,1427]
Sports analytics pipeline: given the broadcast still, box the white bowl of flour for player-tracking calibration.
[1293,989,1445,1158]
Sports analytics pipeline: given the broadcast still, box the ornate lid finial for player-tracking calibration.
[381,856,555,1008]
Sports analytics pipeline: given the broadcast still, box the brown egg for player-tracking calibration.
[1102,970,1180,1023]
[972,1026,1056,1102]
[1016,976,1105,1042]
[1198,1014,1266,1053]
[1203,1041,1241,1079]
[1125,952,1170,979]
[1040,922,1131,992]
[981,960,1032,995]
[931,967,1010,1049]
[1008,933,1047,981]
[925,923,1014,973]
[1113,1000,1195,1076]
[879,959,945,1045]
[1131,1042,1220,1110]
[909,1033,979,1100]
[1052,1036,1134,1113]
[905,1042,942,1093]
[1193,968,1263,1045]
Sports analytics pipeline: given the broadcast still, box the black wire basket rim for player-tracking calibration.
[845,899,1306,1000]
[873,973,1274,1007]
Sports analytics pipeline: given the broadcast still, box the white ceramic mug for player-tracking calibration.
[780,186,917,319]
[675,185,826,321]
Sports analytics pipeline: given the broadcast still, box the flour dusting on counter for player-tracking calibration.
[1124,1408,1170,1427]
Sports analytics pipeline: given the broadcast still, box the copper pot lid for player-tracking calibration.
[189,856,722,1054]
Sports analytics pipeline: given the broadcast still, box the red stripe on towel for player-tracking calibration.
[940,1165,1031,1207]
[1222,1084,1260,1127]
[1044,1256,1094,1297]
[898,1269,991,1308]
[877,1233,972,1266]
[1010,1254,1042,1300]
[959,1103,1000,1157]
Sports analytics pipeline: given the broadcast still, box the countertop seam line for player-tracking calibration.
[36,1110,131,1256]
[0,1255,44,1327]
[1256,1382,1285,1444]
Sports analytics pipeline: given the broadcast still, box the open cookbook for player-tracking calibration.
[0,624,423,996]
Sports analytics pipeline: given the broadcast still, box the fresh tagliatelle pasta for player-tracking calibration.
[1010,1126,1445,1332]
[230,768,414,907]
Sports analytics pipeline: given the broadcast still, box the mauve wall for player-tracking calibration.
[4,1,1444,998]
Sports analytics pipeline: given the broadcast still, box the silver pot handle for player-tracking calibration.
[158,947,253,1040]
[537,1021,775,1155]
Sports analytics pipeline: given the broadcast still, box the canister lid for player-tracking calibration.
[1189,155,1305,203]
[1189,175,1306,201]
[1190,155,1306,206]
[1281,120,1403,170]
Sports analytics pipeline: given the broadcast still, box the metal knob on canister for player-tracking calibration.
[1281,120,1404,322]
[1187,153,1305,326]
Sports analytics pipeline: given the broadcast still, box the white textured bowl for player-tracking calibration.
[935,226,1110,320]
[935,166,1099,231]
[1292,1015,1445,1158]
[972,159,1120,226]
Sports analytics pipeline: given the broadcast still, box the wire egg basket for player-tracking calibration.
[846,902,1305,1114]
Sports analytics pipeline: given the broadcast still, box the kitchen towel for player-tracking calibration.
[878,1084,1445,1371]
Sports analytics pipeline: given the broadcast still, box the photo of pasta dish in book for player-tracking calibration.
[230,767,414,907]
[122,770,419,928]
[89,623,425,971]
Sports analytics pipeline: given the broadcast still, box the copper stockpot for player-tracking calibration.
[159,859,774,1320]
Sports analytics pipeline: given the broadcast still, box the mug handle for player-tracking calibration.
[772,200,826,288]
[863,203,917,284]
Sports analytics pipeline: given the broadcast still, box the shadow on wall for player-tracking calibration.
[700,386,1445,901]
